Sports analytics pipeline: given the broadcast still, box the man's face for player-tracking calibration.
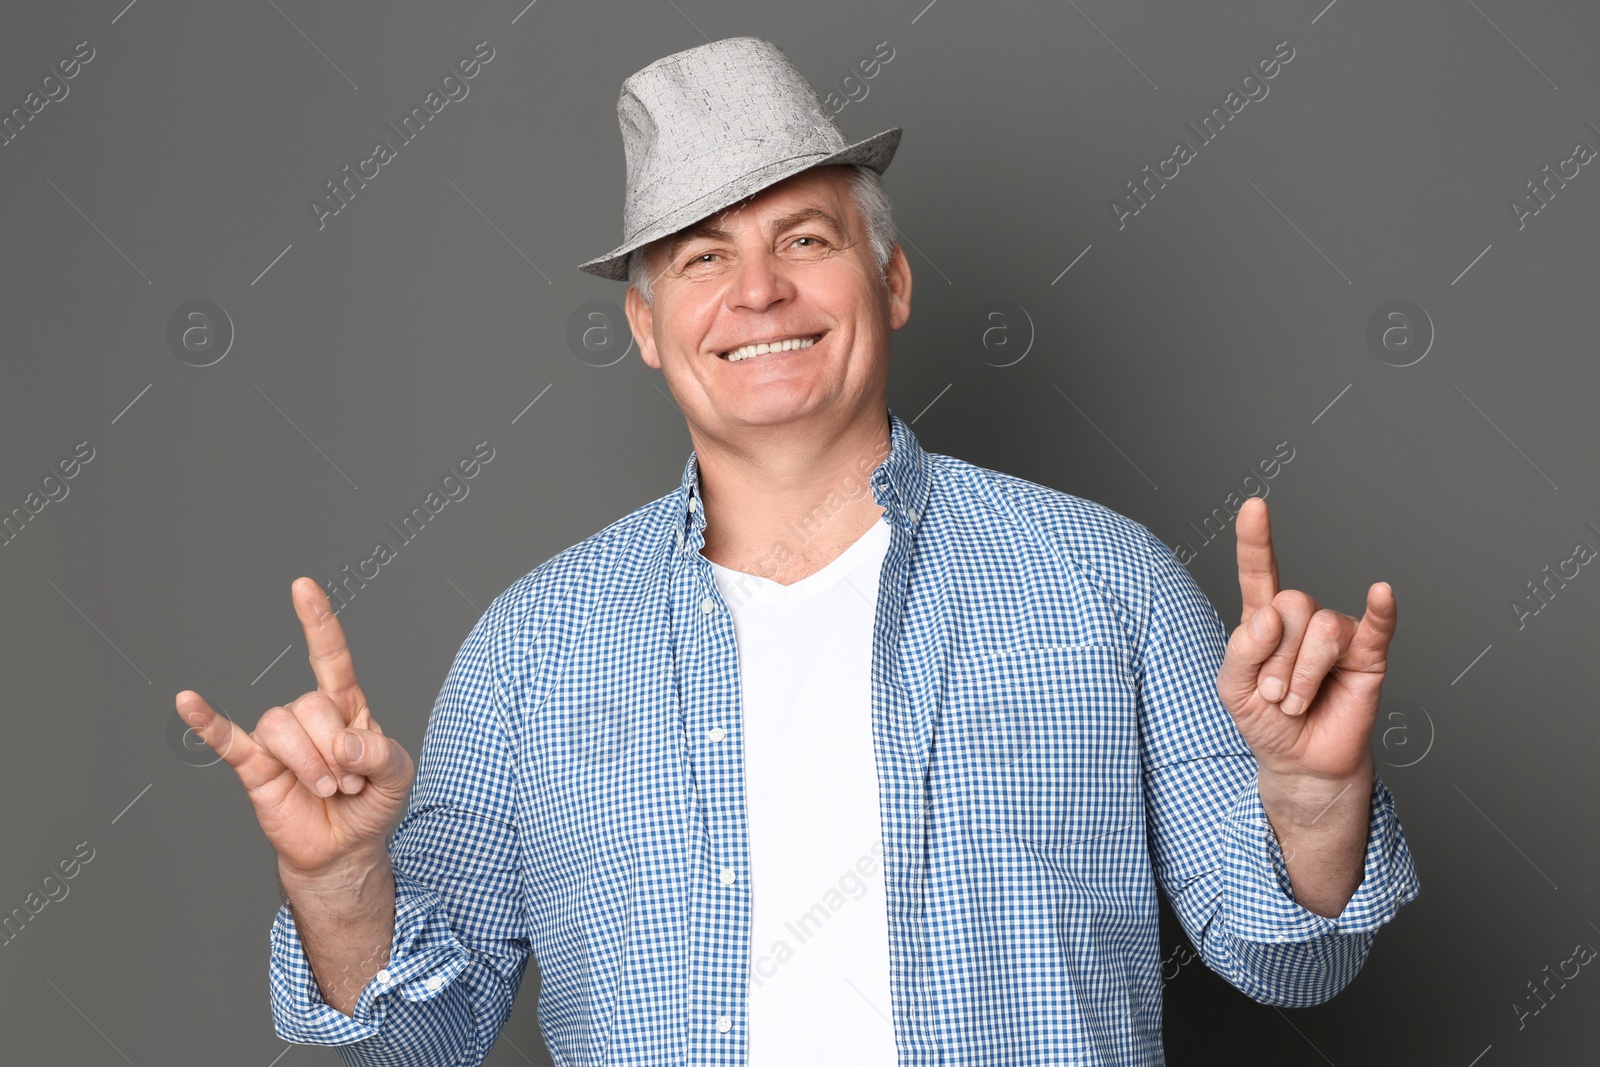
[624,164,912,435]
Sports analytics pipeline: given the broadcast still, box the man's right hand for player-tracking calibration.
[174,577,415,884]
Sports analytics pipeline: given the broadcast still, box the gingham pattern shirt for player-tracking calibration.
[268,407,1420,1066]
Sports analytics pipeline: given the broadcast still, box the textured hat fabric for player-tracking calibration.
[578,36,902,280]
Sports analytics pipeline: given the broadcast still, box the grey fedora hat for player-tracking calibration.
[578,36,902,281]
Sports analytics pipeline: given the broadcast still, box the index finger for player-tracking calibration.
[291,576,367,722]
[1234,496,1280,626]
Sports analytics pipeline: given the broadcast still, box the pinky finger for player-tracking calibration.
[175,691,276,786]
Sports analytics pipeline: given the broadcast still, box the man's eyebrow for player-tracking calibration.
[764,206,847,239]
[663,219,733,263]
[662,205,848,263]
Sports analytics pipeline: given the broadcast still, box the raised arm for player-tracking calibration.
[176,577,414,1015]
[177,577,533,1065]
[1136,522,1419,1007]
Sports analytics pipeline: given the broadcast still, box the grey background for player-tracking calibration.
[0,0,1595,1063]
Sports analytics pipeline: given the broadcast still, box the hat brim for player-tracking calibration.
[577,126,902,281]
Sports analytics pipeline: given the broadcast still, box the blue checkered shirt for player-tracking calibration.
[268,407,1419,1065]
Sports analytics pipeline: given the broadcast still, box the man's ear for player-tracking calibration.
[623,279,660,369]
[885,243,912,332]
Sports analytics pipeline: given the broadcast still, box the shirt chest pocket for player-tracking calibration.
[954,645,1140,850]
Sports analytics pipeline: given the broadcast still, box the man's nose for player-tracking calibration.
[726,250,789,312]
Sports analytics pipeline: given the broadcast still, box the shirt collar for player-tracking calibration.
[676,407,931,552]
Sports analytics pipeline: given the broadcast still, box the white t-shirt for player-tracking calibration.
[706,515,897,1066]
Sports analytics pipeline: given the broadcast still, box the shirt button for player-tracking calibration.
[689,495,700,511]
[716,1015,733,1033]
[375,969,392,984]
[700,596,716,613]
[425,975,444,992]
[908,507,920,522]
[720,866,737,885]
[707,726,725,742]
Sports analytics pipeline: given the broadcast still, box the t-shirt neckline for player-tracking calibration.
[706,515,891,604]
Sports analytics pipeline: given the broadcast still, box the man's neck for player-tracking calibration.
[694,412,891,586]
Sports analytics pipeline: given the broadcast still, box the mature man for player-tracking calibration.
[175,36,1418,1066]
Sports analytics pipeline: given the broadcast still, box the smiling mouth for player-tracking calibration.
[717,333,824,361]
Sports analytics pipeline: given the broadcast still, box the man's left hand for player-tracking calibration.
[1216,496,1396,782]
[1213,496,1396,916]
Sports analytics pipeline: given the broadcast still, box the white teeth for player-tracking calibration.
[723,335,818,362]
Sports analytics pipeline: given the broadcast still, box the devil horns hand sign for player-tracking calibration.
[173,578,415,882]
[1214,496,1398,918]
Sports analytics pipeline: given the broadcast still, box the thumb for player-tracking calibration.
[332,726,413,794]
[1216,604,1281,712]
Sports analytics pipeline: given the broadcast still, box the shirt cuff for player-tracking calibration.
[1221,772,1421,944]
[268,868,473,1045]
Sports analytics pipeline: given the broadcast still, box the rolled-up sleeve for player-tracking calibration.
[1135,525,1420,1007]
[267,601,534,1064]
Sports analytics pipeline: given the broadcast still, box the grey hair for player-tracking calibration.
[626,163,896,306]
